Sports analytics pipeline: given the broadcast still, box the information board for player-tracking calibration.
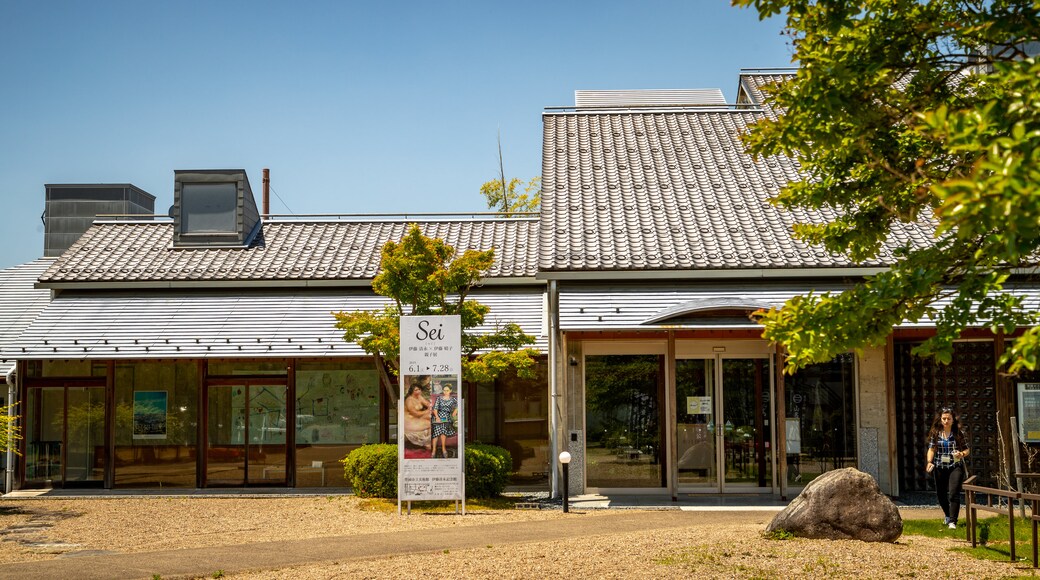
[398,315,465,509]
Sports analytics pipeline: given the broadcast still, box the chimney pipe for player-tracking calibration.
[262,168,270,216]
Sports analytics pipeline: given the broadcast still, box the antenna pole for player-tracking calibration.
[262,168,270,217]
[497,130,507,213]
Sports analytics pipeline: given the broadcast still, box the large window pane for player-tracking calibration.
[585,355,663,488]
[25,387,63,484]
[66,387,105,483]
[114,362,199,488]
[208,361,288,376]
[497,361,549,487]
[37,360,106,377]
[785,353,856,486]
[295,362,380,487]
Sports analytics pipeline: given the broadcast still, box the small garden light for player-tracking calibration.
[559,451,572,513]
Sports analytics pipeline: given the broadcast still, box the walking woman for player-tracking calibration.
[925,407,970,529]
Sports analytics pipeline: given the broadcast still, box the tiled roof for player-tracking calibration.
[738,71,793,117]
[2,287,546,360]
[39,219,540,285]
[0,258,54,372]
[539,106,935,274]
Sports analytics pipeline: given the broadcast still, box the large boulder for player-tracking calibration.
[767,467,902,542]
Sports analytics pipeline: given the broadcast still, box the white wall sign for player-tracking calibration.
[686,396,712,415]
[1018,382,1040,443]
[399,315,465,511]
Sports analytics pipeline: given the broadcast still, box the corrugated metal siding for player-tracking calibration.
[0,259,55,369]
[559,285,819,329]
[3,288,546,360]
[558,284,1040,331]
[575,89,726,108]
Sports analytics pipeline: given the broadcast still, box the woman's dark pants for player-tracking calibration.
[934,464,966,523]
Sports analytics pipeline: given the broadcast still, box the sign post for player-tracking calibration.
[398,315,465,515]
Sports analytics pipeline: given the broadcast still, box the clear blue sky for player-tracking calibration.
[0,1,793,269]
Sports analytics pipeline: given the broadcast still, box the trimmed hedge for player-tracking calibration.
[341,443,398,498]
[341,442,513,499]
[465,443,512,498]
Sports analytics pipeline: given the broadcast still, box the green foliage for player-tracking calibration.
[341,442,513,499]
[480,177,541,215]
[764,528,794,540]
[465,443,513,498]
[734,0,1040,372]
[333,224,538,382]
[341,443,398,498]
[0,404,22,455]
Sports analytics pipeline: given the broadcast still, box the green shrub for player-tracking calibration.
[341,442,513,499]
[465,443,512,498]
[341,443,397,498]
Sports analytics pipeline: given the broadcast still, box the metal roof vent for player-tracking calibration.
[575,89,726,109]
[171,169,260,248]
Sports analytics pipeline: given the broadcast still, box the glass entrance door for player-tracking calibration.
[721,358,772,490]
[205,384,288,486]
[675,355,773,492]
[25,386,106,488]
[676,359,717,489]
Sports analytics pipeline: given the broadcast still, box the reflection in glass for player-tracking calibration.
[114,362,198,488]
[25,386,106,487]
[496,363,550,487]
[295,363,379,487]
[65,387,105,483]
[26,387,63,483]
[206,384,288,486]
[785,353,856,486]
[676,359,717,488]
[722,359,772,488]
[585,355,663,488]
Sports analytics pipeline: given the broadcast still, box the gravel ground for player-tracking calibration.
[0,497,1031,579]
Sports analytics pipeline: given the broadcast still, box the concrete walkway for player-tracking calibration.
[0,509,747,580]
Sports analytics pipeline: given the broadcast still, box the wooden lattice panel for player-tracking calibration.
[895,341,998,492]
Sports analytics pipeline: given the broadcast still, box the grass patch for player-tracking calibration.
[654,545,721,567]
[904,515,1036,563]
[763,529,794,540]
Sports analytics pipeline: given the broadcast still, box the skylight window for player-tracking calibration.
[171,169,260,248]
[180,182,237,234]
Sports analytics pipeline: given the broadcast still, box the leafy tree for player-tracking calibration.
[734,0,1040,372]
[333,224,538,393]
[480,177,541,215]
[0,405,20,454]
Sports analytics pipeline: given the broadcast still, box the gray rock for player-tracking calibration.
[767,467,902,542]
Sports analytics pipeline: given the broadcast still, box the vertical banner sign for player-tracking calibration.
[399,315,465,508]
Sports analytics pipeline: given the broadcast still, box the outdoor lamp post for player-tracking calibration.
[559,451,572,513]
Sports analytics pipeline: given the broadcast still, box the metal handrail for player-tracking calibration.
[1019,492,1040,567]
[963,475,1021,561]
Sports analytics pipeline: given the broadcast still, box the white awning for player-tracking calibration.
[558,283,1040,331]
[3,288,547,360]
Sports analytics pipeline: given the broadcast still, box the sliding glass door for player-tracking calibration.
[205,383,288,486]
[675,348,774,493]
[25,385,106,488]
